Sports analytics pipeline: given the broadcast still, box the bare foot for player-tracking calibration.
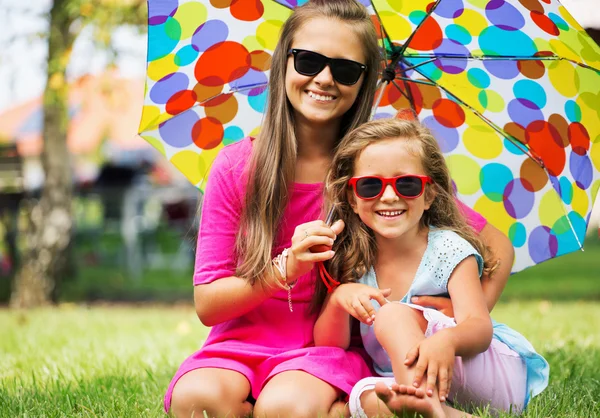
[374,382,443,418]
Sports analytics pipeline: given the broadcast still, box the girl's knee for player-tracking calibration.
[254,392,322,418]
[375,303,420,335]
[170,377,251,418]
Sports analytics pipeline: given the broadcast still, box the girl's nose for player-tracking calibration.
[380,184,399,201]
[313,64,334,86]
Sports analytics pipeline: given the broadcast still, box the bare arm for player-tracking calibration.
[479,223,514,312]
[314,293,352,349]
[196,220,342,327]
[446,256,493,356]
[410,223,515,315]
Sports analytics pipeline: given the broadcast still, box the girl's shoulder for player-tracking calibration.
[426,228,484,281]
[211,137,253,175]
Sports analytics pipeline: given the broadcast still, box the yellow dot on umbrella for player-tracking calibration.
[249,125,261,138]
[571,184,589,219]
[576,94,600,132]
[592,179,600,204]
[148,54,178,81]
[170,150,208,186]
[173,2,207,39]
[533,37,552,52]
[262,0,291,21]
[446,155,481,195]
[558,6,585,31]
[590,134,600,172]
[243,35,264,52]
[539,189,565,230]
[547,60,579,98]
[482,89,505,113]
[141,134,166,156]
[575,66,600,94]
[464,124,502,160]
[394,0,429,15]
[379,11,412,42]
[473,196,514,235]
[551,31,583,63]
[454,9,488,35]
[257,20,284,51]
[198,144,226,188]
[139,105,162,132]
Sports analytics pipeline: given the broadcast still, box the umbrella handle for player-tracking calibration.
[371,79,390,120]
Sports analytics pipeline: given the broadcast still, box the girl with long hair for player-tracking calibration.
[315,118,548,417]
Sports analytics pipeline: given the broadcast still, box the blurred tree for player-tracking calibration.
[10,0,146,308]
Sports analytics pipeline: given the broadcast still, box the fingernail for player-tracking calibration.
[440,396,446,402]
[329,239,334,245]
[411,296,418,302]
[413,382,419,387]
[427,389,433,396]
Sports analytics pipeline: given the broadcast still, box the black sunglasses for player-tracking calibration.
[288,49,367,86]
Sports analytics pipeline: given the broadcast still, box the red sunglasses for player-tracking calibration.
[348,175,433,200]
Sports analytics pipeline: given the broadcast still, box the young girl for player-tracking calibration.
[315,118,549,418]
[166,1,518,417]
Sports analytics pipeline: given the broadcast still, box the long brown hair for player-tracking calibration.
[236,0,380,285]
[319,118,498,306]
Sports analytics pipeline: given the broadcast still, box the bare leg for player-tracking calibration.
[170,368,253,418]
[372,303,445,417]
[254,370,342,418]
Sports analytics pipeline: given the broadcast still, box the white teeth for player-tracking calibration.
[308,91,334,101]
[377,210,405,217]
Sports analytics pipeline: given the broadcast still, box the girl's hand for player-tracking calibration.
[330,283,391,325]
[404,330,456,402]
[411,296,454,318]
[287,220,344,282]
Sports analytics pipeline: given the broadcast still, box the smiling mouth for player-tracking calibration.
[307,91,336,102]
[376,210,406,218]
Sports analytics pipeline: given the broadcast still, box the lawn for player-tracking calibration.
[1,302,599,417]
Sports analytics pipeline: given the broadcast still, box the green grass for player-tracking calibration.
[1,302,599,417]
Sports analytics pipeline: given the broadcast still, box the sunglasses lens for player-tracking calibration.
[331,60,363,85]
[395,176,423,197]
[355,177,383,199]
[294,50,325,75]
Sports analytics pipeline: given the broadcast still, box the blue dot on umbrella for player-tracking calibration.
[249,88,268,113]
[479,27,536,56]
[558,176,573,204]
[554,212,586,256]
[159,109,199,148]
[507,98,544,128]
[468,68,491,89]
[150,72,190,105]
[223,126,245,145]
[483,59,520,80]
[504,137,527,156]
[192,20,229,52]
[148,19,181,61]
[509,222,527,248]
[569,152,593,189]
[504,178,535,219]
[565,100,581,123]
[480,163,514,203]
[513,80,547,109]
[229,69,268,95]
[175,45,200,67]
[548,12,569,31]
[528,225,557,263]
[422,116,460,153]
[434,0,465,19]
[485,0,526,31]
[446,24,472,46]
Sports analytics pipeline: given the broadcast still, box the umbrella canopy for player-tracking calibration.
[140,0,600,272]
[0,73,149,158]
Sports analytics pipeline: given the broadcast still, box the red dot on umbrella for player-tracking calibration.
[195,41,250,86]
[231,0,264,21]
[568,122,591,156]
[526,120,566,177]
[192,117,224,150]
[409,16,443,51]
[530,11,560,36]
[432,98,465,128]
[166,90,197,115]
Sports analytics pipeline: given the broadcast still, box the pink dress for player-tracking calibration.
[164,138,488,412]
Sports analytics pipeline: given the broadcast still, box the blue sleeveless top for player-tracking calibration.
[358,228,549,406]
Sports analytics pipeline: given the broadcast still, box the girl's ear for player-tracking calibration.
[347,189,359,214]
[424,185,437,210]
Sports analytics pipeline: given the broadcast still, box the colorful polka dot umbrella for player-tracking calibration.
[140,0,600,273]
